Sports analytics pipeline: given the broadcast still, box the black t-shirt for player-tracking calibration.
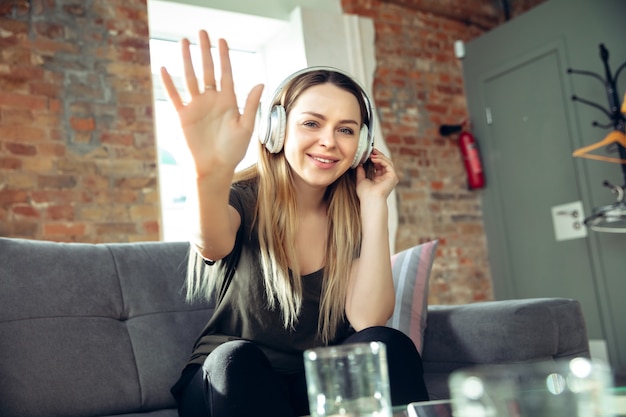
[185,178,353,374]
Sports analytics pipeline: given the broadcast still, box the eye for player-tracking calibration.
[303,120,319,128]
[338,127,356,135]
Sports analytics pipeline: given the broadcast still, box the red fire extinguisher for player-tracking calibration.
[439,123,486,190]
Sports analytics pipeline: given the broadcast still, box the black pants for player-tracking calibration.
[175,326,429,417]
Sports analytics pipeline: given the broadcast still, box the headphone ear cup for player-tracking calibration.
[351,124,372,168]
[264,105,286,153]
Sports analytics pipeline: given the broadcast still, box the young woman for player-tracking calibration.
[161,30,429,417]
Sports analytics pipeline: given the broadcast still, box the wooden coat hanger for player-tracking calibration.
[573,130,626,164]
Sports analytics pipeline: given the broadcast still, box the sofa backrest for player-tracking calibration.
[423,297,590,368]
[0,238,211,417]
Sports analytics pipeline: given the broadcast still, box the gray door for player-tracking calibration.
[475,42,603,337]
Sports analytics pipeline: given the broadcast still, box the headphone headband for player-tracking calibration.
[258,66,375,168]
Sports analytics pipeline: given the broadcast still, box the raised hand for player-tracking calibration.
[159,30,264,177]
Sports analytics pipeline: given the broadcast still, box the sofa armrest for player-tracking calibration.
[421,298,590,400]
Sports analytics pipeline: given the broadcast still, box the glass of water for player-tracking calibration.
[304,342,393,417]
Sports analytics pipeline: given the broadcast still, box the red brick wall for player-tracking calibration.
[0,0,158,242]
[342,0,546,303]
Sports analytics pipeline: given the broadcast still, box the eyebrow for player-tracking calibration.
[301,111,359,125]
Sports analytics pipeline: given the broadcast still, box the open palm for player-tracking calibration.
[160,30,264,177]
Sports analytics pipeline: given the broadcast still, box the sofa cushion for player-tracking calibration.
[387,240,438,354]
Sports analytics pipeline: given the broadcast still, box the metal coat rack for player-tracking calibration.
[568,44,626,233]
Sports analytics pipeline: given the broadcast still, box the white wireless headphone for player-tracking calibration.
[258,66,375,169]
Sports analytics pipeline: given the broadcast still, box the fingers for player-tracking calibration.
[161,30,244,116]
[182,31,220,95]
[241,83,264,131]
[181,38,200,97]
[369,149,397,175]
[218,39,234,94]
[370,148,392,166]
[199,30,216,92]
[160,67,184,111]
[370,149,399,187]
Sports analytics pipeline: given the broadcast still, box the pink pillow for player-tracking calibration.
[386,240,438,354]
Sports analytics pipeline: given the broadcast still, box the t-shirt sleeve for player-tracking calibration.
[227,179,257,238]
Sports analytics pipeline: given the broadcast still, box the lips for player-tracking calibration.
[311,155,338,164]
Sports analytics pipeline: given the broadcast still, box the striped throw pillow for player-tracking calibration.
[387,240,438,354]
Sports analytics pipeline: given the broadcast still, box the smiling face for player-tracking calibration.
[282,82,363,190]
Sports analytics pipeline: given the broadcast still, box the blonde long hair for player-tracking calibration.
[187,69,370,343]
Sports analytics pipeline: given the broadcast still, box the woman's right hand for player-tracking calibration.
[160,30,264,178]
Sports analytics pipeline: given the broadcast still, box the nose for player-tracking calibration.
[318,127,337,148]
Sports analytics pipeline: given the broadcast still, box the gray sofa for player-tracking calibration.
[0,237,590,417]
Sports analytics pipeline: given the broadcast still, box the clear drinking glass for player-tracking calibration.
[304,342,393,417]
[448,358,615,417]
